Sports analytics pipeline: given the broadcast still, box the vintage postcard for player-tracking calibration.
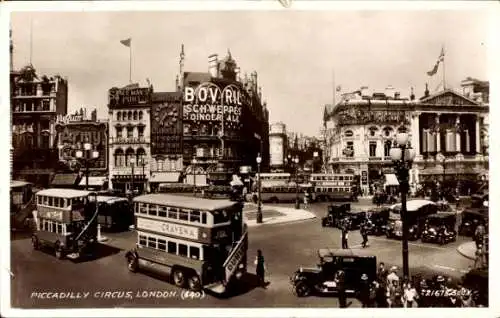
[1,1,498,317]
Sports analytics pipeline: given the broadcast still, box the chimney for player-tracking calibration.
[394,91,400,100]
[410,87,415,101]
[251,71,258,91]
[208,54,219,78]
[424,83,430,97]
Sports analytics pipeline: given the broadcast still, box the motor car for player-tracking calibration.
[421,212,457,245]
[372,191,397,205]
[290,248,376,297]
[386,199,438,240]
[321,203,350,227]
[364,207,390,236]
[459,208,488,236]
[342,210,367,230]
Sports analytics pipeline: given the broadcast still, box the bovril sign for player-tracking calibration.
[183,83,243,124]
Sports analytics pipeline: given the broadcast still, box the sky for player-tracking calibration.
[10,8,491,136]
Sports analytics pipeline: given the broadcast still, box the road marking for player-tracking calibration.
[370,236,448,250]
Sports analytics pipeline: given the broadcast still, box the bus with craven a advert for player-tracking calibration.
[31,188,99,260]
[126,194,248,294]
[310,173,357,201]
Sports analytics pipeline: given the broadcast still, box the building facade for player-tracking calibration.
[52,109,108,189]
[323,81,489,195]
[108,84,152,193]
[269,122,287,172]
[11,64,68,186]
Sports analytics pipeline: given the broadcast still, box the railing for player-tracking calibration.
[369,156,382,161]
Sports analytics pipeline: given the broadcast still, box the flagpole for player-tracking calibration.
[442,45,446,90]
[29,18,33,65]
[129,43,132,83]
[332,69,336,106]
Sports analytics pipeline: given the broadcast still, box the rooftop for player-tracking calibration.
[133,193,238,211]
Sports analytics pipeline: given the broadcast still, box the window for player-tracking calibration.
[139,111,143,120]
[139,203,148,214]
[159,207,167,217]
[48,197,53,206]
[168,207,178,219]
[344,130,354,137]
[179,209,189,221]
[138,126,144,139]
[116,127,122,139]
[148,205,157,216]
[369,128,377,137]
[168,241,177,254]
[139,235,147,246]
[117,112,121,121]
[190,211,201,223]
[190,246,200,260]
[158,239,167,251]
[147,237,157,249]
[201,212,207,224]
[178,244,188,257]
[213,210,230,224]
[57,223,63,233]
[42,100,50,111]
[133,111,138,120]
[384,141,392,157]
[127,127,133,139]
[369,141,377,157]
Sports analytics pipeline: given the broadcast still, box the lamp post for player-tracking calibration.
[75,142,99,191]
[256,153,263,223]
[130,157,135,194]
[192,157,197,196]
[139,157,147,194]
[441,157,447,201]
[294,156,300,209]
[389,132,416,280]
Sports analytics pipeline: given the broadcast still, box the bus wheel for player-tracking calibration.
[271,197,279,204]
[54,242,65,260]
[127,255,138,272]
[187,274,201,292]
[31,236,39,250]
[172,268,186,288]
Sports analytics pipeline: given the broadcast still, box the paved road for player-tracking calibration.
[10,199,474,309]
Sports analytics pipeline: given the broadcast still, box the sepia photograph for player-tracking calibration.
[2,1,498,317]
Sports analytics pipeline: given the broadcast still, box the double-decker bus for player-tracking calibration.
[310,173,357,202]
[251,183,313,204]
[31,188,99,260]
[257,173,291,186]
[89,195,133,231]
[126,194,248,294]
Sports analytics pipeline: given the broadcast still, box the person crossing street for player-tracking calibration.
[341,224,349,249]
[360,221,369,248]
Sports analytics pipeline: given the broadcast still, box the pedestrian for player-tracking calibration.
[254,249,267,287]
[335,270,347,308]
[360,222,369,248]
[403,282,418,308]
[387,266,399,286]
[374,281,387,307]
[474,223,485,249]
[377,262,388,286]
[341,226,349,249]
[303,191,309,209]
[474,244,485,269]
[358,273,371,307]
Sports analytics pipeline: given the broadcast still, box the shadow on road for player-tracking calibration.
[10,229,33,241]
[207,272,264,299]
[74,243,122,263]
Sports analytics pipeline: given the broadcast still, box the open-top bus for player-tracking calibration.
[89,195,133,231]
[32,188,99,260]
[310,173,357,201]
[126,194,248,294]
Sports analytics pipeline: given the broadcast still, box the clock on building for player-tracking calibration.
[154,103,178,128]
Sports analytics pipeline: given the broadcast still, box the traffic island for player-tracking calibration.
[244,204,316,227]
[457,241,477,260]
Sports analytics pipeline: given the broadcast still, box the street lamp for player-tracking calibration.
[293,156,300,209]
[256,154,263,223]
[138,157,148,194]
[441,156,447,201]
[192,157,197,196]
[130,157,135,194]
[389,132,416,280]
[75,142,99,190]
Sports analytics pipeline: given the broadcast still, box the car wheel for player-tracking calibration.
[172,269,186,288]
[31,236,39,250]
[187,274,201,292]
[294,281,311,297]
[127,255,138,272]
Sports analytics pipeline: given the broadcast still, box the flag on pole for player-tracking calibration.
[427,47,445,76]
[120,38,131,47]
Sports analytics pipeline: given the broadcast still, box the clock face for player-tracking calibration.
[154,103,179,128]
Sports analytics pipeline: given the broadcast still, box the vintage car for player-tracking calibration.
[386,200,438,240]
[343,210,367,230]
[459,208,488,236]
[421,212,457,244]
[364,207,390,236]
[372,191,397,205]
[321,203,351,227]
[291,248,377,297]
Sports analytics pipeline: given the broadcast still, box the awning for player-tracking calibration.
[149,172,181,183]
[51,173,79,186]
[78,176,107,187]
[384,174,399,186]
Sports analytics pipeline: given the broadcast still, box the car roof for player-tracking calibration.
[391,199,436,211]
[318,248,375,258]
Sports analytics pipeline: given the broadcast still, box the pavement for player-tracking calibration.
[243,202,316,227]
[457,241,477,260]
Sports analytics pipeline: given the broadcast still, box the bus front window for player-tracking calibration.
[213,210,230,224]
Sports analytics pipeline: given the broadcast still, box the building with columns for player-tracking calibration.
[323,80,489,195]
[107,84,153,193]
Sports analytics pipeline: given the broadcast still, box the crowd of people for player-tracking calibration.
[354,262,480,308]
